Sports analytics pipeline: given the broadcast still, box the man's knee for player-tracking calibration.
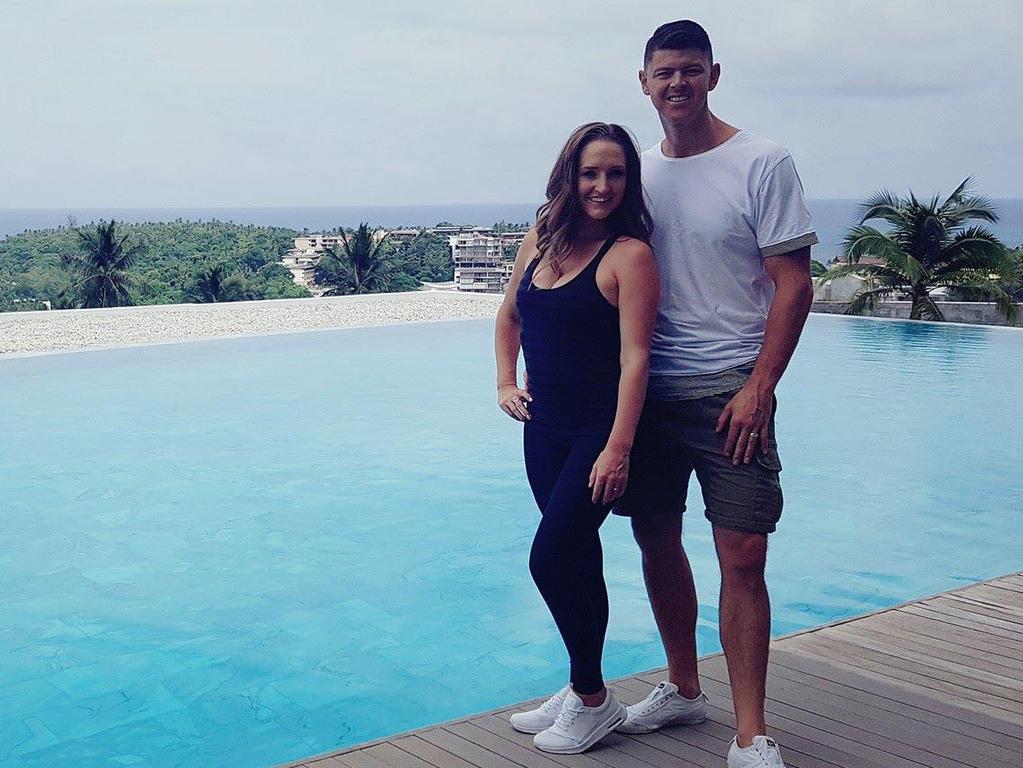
[714,526,768,583]
[630,514,683,557]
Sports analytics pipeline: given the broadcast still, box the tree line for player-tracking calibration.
[0,220,458,311]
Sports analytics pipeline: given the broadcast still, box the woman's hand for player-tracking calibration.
[498,384,532,421]
[589,445,630,505]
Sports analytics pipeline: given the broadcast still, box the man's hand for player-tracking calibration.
[715,383,773,465]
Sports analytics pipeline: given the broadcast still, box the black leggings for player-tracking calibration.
[524,424,612,695]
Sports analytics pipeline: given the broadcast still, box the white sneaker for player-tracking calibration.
[727,735,786,768]
[617,681,708,734]
[509,684,571,734]
[533,689,627,754]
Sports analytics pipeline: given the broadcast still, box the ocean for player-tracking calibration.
[2,200,1022,260]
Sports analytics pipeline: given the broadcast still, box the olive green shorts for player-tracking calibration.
[614,390,784,534]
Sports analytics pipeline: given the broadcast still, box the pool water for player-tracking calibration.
[1,316,1020,767]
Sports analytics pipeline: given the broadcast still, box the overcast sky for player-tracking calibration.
[4,0,1021,207]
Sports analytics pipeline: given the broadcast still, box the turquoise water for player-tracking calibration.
[1,316,1021,767]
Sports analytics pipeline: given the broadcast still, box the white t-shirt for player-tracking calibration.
[642,130,818,376]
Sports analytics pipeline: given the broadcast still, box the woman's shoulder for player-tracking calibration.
[514,228,541,265]
[608,235,654,262]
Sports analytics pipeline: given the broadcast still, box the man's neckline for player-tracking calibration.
[657,129,744,161]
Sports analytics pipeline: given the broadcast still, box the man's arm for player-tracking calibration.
[716,246,813,464]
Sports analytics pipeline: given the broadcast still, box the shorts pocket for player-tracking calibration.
[755,443,782,472]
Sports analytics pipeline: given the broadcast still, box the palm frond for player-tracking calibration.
[932,227,1007,278]
[857,190,906,227]
[841,226,903,262]
[844,287,892,315]
[941,177,972,207]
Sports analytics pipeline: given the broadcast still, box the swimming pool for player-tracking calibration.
[1,315,1020,767]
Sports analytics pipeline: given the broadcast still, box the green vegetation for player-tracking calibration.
[314,224,454,295]
[0,219,307,311]
[820,179,1018,321]
[0,219,464,312]
[62,221,145,308]
[185,260,259,303]
[393,232,457,283]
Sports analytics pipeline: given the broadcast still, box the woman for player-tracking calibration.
[494,123,659,754]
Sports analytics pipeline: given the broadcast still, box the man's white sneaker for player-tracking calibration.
[509,684,571,734]
[617,681,708,734]
[727,735,786,768]
[533,689,627,754]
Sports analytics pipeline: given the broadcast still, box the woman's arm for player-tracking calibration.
[590,239,660,504]
[495,229,538,421]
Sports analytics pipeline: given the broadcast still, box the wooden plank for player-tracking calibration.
[463,716,606,768]
[446,721,574,768]
[364,743,439,768]
[651,696,880,768]
[830,621,1023,682]
[782,633,1023,716]
[338,750,401,768]
[392,735,480,768]
[696,673,972,768]
[308,758,352,768]
[953,584,1023,609]
[875,613,1023,662]
[812,625,1023,691]
[698,659,1013,768]
[762,659,1023,755]
[981,581,1023,596]
[768,648,1023,741]
[627,669,891,768]
[943,592,1023,620]
[851,610,1023,665]
[908,601,1023,636]
[421,727,535,768]
[777,641,1023,726]
[896,605,1023,646]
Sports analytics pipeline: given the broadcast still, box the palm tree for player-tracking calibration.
[314,224,393,295]
[185,260,254,303]
[820,179,1016,321]
[61,220,144,308]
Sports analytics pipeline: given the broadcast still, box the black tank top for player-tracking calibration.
[516,237,620,435]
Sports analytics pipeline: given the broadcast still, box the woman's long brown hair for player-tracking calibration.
[534,122,653,275]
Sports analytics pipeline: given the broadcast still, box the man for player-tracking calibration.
[614,20,817,768]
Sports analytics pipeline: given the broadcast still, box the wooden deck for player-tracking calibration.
[281,572,1023,768]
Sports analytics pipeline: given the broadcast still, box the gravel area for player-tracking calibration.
[0,291,504,357]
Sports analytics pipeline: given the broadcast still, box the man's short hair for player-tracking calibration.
[644,20,713,67]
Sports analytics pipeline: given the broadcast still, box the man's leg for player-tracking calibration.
[630,515,701,698]
[714,525,770,747]
[687,389,783,748]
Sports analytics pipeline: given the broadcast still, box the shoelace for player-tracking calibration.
[637,689,674,714]
[539,692,567,715]
[553,705,580,732]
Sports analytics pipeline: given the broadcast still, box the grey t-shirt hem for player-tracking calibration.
[647,360,757,401]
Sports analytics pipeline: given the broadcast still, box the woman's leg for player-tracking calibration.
[524,428,612,696]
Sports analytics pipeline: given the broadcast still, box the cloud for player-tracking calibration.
[2,0,1021,205]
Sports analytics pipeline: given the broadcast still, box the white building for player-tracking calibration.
[449,230,526,293]
[283,231,394,291]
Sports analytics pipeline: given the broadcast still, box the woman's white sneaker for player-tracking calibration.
[509,684,571,734]
[727,735,786,767]
[617,681,708,733]
[533,689,627,754]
